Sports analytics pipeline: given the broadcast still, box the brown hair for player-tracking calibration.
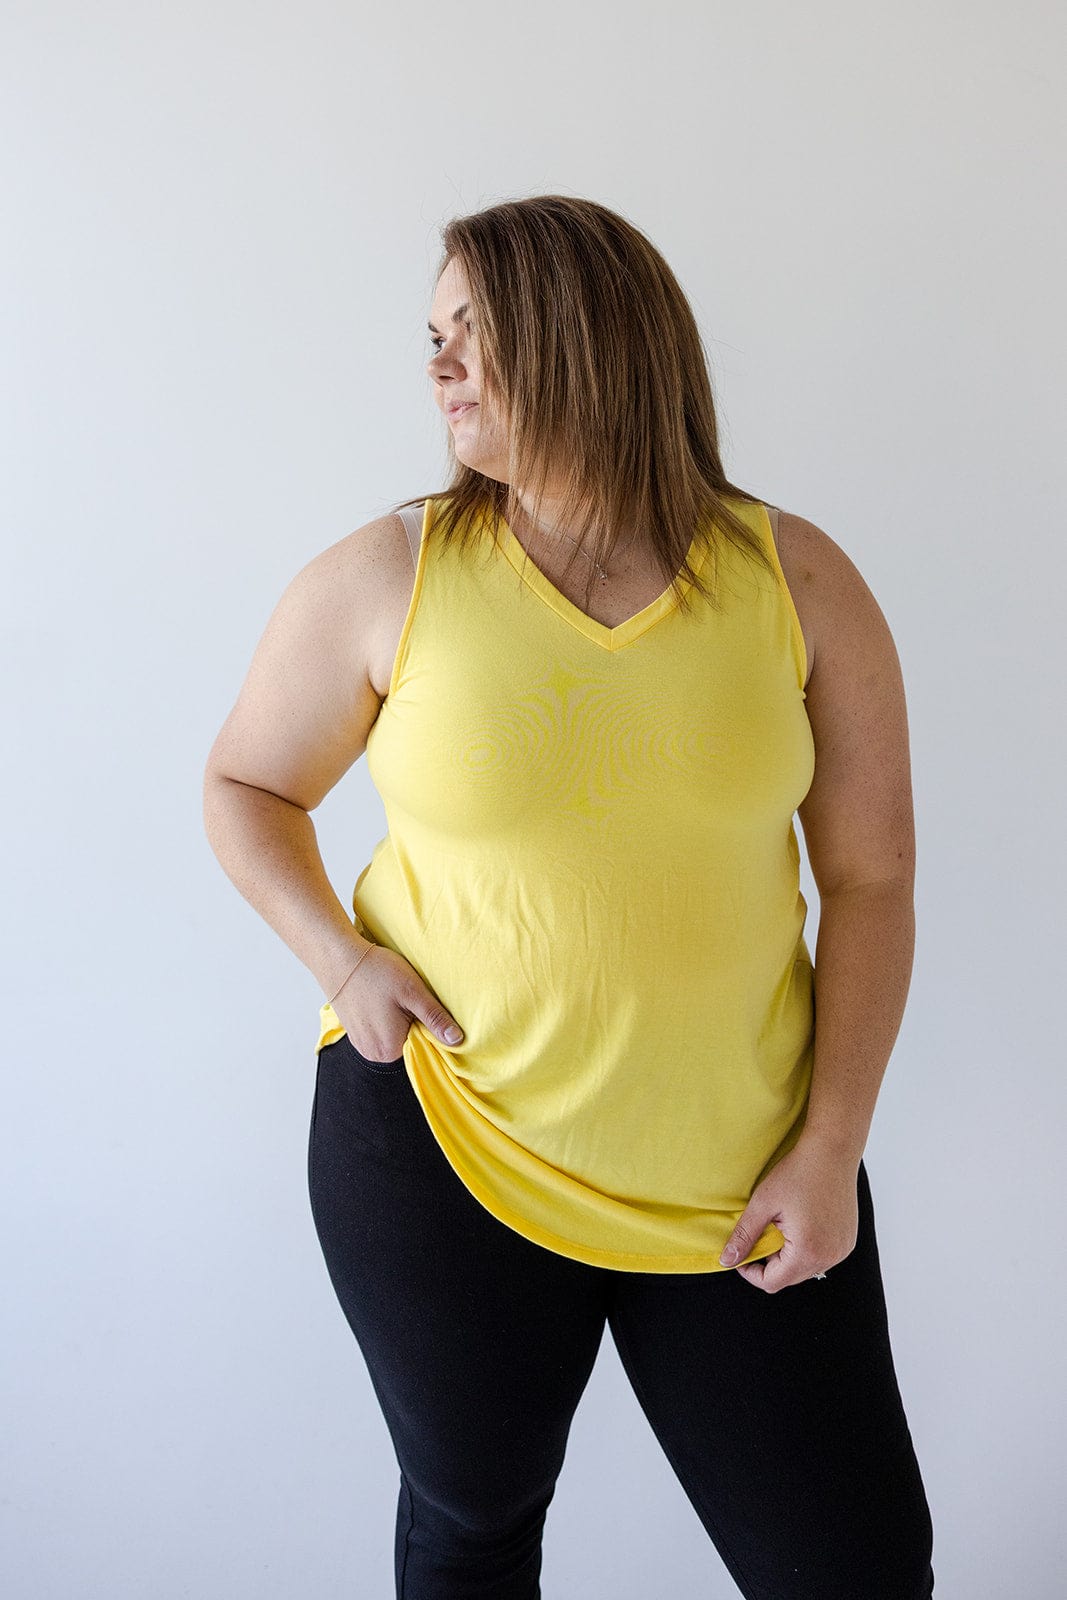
[394,193,776,614]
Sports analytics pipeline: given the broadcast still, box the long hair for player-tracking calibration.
[395,194,776,614]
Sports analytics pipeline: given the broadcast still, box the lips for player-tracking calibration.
[447,402,477,419]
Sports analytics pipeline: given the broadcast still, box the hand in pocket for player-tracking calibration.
[331,943,464,1062]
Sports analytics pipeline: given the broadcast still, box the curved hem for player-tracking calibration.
[404,1064,786,1275]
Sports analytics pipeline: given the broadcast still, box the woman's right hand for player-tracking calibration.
[330,944,464,1062]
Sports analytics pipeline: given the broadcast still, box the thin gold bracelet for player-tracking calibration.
[326,944,374,1006]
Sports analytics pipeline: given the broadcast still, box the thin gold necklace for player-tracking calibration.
[517,511,639,582]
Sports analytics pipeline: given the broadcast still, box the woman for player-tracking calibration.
[203,195,935,1599]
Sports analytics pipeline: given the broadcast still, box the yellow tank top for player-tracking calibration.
[315,493,816,1272]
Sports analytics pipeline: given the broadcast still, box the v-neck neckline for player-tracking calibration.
[495,514,710,652]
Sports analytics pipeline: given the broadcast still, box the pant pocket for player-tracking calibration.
[337,1032,408,1074]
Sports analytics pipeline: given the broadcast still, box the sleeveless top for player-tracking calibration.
[315,493,816,1272]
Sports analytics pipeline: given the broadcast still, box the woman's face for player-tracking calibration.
[427,258,511,483]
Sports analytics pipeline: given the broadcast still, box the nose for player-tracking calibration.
[428,352,463,383]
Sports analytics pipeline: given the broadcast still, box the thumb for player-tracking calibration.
[719,1205,769,1267]
[416,988,464,1046]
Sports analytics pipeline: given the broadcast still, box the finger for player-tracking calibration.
[758,1253,808,1294]
[415,991,464,1044]
[720,1214,771,1266]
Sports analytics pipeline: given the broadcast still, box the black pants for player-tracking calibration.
[308,1035,935,1599]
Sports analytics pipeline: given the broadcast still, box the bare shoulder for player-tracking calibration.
[773,509,898,691]
[313,508,411,606]
[307,509,418,696]
[202,509,411,811]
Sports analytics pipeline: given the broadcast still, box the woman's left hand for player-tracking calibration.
[718,1137,861,1293]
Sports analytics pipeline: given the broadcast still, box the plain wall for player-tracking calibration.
[3,2,1065,1595]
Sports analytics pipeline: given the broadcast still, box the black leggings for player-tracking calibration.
[308,1035,935,1599]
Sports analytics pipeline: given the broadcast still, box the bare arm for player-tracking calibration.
[719,511,915,1289]
[202,513,464,1050]
[203,777,374,1003]
[787,512,916,1164]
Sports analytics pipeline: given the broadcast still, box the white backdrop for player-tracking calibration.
[3,3,1065,1596]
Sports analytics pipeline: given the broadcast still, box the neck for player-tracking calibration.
[509,490,584,548]
[508,493,641,568]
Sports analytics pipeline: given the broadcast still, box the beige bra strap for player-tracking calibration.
[395,502,425,572]
[765,503,780,551]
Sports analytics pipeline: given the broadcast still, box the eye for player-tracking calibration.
[428,321,474,354]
